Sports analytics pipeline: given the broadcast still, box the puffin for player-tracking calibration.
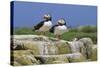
[50,19,68,39]
[33,14,52,35]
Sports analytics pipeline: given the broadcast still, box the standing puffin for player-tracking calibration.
[50,19,68,39]
[33,14,52,35]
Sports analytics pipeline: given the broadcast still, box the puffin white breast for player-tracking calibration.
[54,25,67,35]
[39,21,52,32]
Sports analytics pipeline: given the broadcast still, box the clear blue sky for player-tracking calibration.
[12,1,97,28]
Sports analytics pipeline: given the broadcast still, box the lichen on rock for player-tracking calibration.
[90,45,97,61]
[12,50,40,65]
[55,41,71,54]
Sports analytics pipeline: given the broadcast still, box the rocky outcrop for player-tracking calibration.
[90,45,97,61]
[11,50,40,66]
[11,35,97,66]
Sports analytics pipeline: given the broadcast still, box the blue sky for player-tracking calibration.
[12,1,97,28]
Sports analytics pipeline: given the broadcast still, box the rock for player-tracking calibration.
[23,42,40,55]
[44,55,69,64]
[33,53,86,64]
[11,35,96,66]
[68,40,86,58]
[47,43,59,55]
[54,55,69,63]
[79,38,93,46]
[13,35,50,41]
[12,50,40,65]
[90,45,97,61]
[66,53,86,62]
[34,55,69,64]
[79,38,94,59]
[14,40,40,55]
[12,61,22,66]
[52,61,67,64]
[55,41,71,54]
[13,35,71,55]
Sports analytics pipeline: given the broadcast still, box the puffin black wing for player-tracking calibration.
[34,21,44,30]
[49,25,59,33]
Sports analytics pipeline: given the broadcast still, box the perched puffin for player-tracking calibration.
[50,19,68,39]
[33,14,52,35]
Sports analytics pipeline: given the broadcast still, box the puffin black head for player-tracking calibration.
[57,19,66,26]
[43,14,52,21]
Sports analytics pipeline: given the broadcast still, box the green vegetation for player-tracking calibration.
[14,27,36,34]
[62,32,97,44]
[14,25,97,44]
[78,25,97,33]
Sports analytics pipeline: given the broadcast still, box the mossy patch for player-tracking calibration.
[90,45,97,61]
[12,50,40,66]
[56,42,71,54]
[23,42,40,55]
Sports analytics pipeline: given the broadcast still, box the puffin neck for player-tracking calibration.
[45,18,52,21]
[58,23,64,26]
